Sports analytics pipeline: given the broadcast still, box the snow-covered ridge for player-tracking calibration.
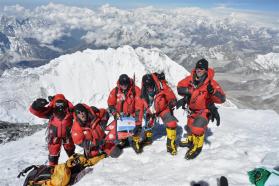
[1,3,278,70]
[253,53,279,71]
[0,46,189,123]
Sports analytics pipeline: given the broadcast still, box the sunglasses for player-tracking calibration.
[75,110,86,115]
[196,68,205,71]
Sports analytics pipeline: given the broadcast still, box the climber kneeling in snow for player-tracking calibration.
[29,94,76,166]
[140,72,178,155]
[107,74,144,153]
[177,58,226,159]
[71,103,122,158]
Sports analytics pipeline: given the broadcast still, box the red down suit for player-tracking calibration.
[107,78,143,126]
[177,68,226,135]
[29,94,75,166]
[141,73,177,128]
[71,103,116,158]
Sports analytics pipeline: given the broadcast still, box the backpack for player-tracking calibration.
[18,164,72,186]
[18,154,105,186]
[18,165,52,186]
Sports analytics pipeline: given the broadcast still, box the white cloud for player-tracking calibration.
[2,3,278,45]
[1,2,278,63]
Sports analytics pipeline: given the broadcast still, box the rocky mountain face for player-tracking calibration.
[0,121,45,144]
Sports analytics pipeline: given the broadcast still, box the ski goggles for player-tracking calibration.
[54,100,67,108]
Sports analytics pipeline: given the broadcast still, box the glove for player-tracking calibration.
[66,153,87,167]
[207,82,214,94]
[208,103,220,126]
[32,98,48,109]
[176,95,190,110]
[113,112,120,120]
[83,139,95,150]
[168,99,177,110]
[157,72,165,80]
[48,96,54,102]
[99,120,108,130]
[133,125,142,136]
[85,154,106,167]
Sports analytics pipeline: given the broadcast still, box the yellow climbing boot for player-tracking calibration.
[143,130,153,145]
[131,135,143,154]
[185,134,204,159]
[166,128,177,155]
[179,134,193,148]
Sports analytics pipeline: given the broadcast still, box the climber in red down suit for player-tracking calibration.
[71,103,122,158]
[29,94,75,166]
[177,59,226,159]
[107,74,144,153]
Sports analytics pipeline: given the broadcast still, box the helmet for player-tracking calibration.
[142,74,155,88]
[118,74,130,86]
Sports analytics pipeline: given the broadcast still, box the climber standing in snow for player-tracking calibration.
[29,94,76,166]
[71,103,122,158]
[177,58,226,159]
[140,72,178,155]
[107,74,144,153]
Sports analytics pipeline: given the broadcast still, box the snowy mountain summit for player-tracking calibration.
[0,46,278,186]
[0,45,188,123]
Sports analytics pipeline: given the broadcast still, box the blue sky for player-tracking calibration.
[0,0,278,12]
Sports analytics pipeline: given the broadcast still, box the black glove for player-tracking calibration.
[48,96,54,102]
[99,120,108,130]
[32,98,48,110]
[82,139,94,150]
[208,103,220,126]
[108,106,119,120]
[176,95,190,110]
[133,125,142,136]
[168,99,177,110]
[157,72,165,80]
[207,82,214,94]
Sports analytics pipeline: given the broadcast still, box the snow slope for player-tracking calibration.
[0,45,189,123]
[0,46,277,185]
[0,107,279,186]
